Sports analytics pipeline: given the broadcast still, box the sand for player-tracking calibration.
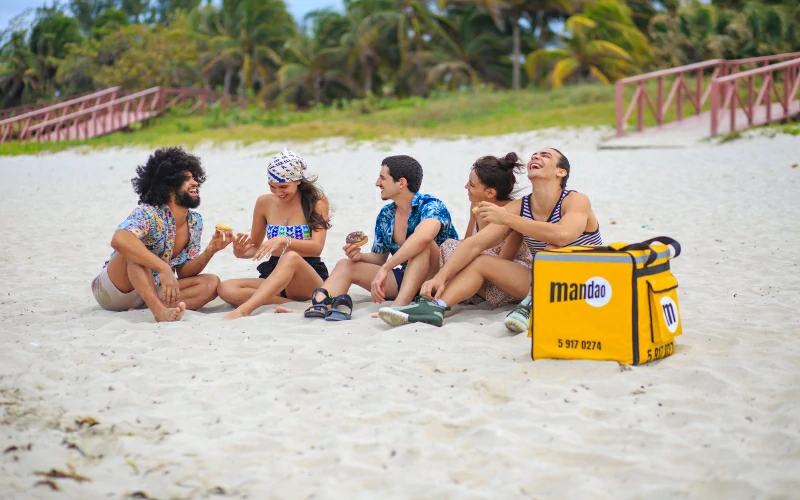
[1,129,799,499]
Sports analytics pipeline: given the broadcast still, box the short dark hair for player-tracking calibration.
[131,147,206,206]
[551,148,570,189]
[472,152,523,201]
[382,155,423,193]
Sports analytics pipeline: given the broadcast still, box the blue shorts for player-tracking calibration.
[392,267,405,290]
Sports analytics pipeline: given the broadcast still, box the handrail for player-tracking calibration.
[615,53,800,137]
[30,87,161,130]
[0,87,121,126]
[617,60,723,85]
[710,56,800,136]
[714,57,800,83]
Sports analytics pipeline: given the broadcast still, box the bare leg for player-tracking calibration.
[439,255,531,308]
[393,240,439,306]
[176,274,220,310]
[218,278,267,307]
[225,252,322,320]
[126,259,185,322]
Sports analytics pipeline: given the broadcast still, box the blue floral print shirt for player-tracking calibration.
[371,192,458,267]
[105,204,203,286]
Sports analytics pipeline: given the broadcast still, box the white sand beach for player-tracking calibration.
[1,129,799,499]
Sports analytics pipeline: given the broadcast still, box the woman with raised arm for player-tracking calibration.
[432,152,531,309]
[218,149,331,320]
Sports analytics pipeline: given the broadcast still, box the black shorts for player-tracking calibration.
[257,256,329,298]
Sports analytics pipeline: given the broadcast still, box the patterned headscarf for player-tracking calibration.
[268,148,307,183]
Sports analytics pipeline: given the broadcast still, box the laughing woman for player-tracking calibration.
[218,149,331,320]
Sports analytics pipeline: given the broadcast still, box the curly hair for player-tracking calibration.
[297,176,332,232]
[472,152,523,201]
[131,147,206,206]
[382,155,423,192]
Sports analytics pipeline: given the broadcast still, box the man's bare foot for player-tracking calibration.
[274,305,301,314]
[224,309,249,321]
[153,302,186,322]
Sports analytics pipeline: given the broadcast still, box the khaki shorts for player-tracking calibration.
[91,267,160,312]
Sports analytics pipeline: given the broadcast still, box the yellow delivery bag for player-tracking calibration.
[529,236,682,365]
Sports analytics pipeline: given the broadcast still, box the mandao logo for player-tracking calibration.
[660,296,679,333]
[549,277,612,307]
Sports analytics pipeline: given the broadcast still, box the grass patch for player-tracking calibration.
[0,84,618,156]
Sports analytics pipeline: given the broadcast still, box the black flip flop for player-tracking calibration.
[325,294,353,321]
[304,288,332,318]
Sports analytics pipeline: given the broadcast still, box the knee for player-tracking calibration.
[333,258,354,273]
[201,274,221,299]
[279,250,303,266]
[216,279,234,300]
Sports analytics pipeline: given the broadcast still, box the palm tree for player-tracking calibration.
[276,34,358,106]
[445,0,575,91]
[0,30,38,107]
[196,0,294,98]
[526,0,648,87]
[426,6,511,90]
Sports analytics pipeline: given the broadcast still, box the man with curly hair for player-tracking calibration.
[91,147,231,322]
[299,155,458,321]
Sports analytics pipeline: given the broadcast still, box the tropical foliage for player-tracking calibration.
[1,0,799,110]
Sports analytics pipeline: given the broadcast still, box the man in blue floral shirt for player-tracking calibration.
[91,147,231,322]
[303,155,457,321]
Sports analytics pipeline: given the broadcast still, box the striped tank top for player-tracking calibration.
[520,189,602,254]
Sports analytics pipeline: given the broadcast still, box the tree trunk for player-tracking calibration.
[364,64,373,96]
[314,77,322,105]
[223,68,233,97]
[512,17,521,91]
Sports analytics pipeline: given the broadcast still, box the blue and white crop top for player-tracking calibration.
[266,223,311,240]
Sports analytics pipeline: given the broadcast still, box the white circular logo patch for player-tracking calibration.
[660,296,679,332]
[584,277,612,307]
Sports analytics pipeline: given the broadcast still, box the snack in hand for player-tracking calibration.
[345,231,369,247]
[215,223,233,233]
[472,206,479,215]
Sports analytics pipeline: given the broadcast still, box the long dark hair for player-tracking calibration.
[297,175,332,231]
[472,152,523,201]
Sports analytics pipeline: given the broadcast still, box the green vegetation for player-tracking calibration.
[1,0,799,154]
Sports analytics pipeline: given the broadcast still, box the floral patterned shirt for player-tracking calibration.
[105,204,203,286]
[371,192,458,269]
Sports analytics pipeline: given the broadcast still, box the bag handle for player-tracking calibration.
[616,236,681,266]
[562,236,681,267]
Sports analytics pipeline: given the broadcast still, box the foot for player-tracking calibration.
[504,295,532,333]
[274,306,301,314]
[153,302,186,322]
[378,298,445,327]
[224,308,249,321]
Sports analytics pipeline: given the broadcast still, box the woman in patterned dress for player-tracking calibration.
[438,152,532,309]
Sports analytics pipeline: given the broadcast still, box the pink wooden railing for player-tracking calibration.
[710,56,800,136]
[0,87,217,144]
[615,52,800,137]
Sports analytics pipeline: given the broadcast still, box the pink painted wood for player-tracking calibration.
[0,87,217,144]
[615,52,800,137]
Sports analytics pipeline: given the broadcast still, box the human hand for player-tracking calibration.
[370,266,390,303]
[233,233,255,258]
[253,237,285,261]
[342,243,363,262]
[421,274,447,302]
[475,202,509,225]
[205,230,233,255]
[159,270,180,305]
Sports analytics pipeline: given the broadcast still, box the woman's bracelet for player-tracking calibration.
[279,235,291,257]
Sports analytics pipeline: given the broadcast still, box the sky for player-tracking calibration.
[0,0,344,32]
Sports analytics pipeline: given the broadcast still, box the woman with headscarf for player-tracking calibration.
[218,149,332,320]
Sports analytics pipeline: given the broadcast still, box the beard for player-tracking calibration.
[176,189,201,208]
